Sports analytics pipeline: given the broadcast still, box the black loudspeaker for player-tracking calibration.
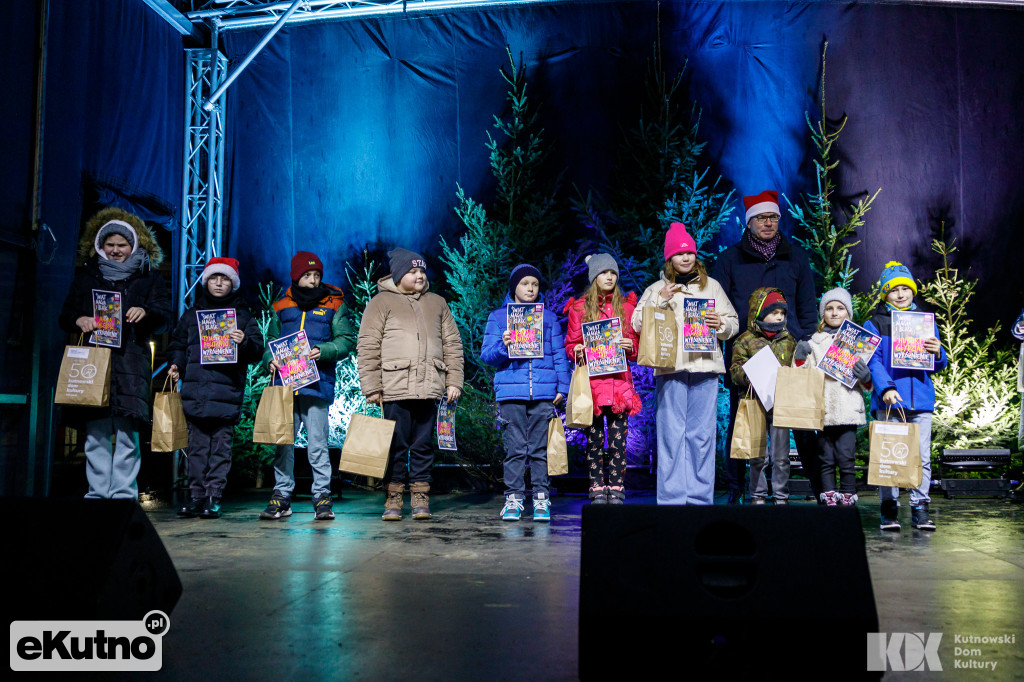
[2,498,182,623]
[579,505,879,679]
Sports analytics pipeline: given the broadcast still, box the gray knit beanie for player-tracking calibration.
[586,253,619,284]
[819,287,854,320]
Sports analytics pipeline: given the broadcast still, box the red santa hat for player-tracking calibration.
[743,190,780,224]
[663,222,697,261]
[201,256,241,292]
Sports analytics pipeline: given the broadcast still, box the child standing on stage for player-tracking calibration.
[564,254,642,504]
[791,288,872,507]
[863,262,946,531]
[167,257,264,518]
[632,223,739,505]
[357,249,464,521]
[260,251,356,521]
[729,287,797,504]
[481,264,572,521]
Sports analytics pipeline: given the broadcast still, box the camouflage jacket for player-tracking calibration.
[728,287,797,389]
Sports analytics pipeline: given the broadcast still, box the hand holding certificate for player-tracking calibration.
[269,330,320,390]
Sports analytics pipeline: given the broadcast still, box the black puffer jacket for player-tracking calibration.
[165,289,264,421]
[58,257,172,425]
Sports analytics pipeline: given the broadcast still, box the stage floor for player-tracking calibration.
[141,490,1023,680]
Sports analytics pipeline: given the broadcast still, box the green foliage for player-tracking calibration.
[787,40,880,317]
[921,231,1020,452]
[440,46,563,388]
[574,50,734,292]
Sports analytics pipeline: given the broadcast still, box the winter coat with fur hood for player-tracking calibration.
[58,208,172,425]
[564,291,643,417]
[166,289,265,422]
[357,276,465,402]
[794,329,871,426]
[728,287,796,391]
[631,272,740,376]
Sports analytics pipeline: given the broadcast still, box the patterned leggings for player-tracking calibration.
[584,407,629,489]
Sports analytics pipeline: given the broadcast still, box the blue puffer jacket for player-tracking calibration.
[863,304,948,413]
[480,293,572,401]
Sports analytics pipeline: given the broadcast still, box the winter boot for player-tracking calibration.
[382,483,404,521]
[879,499,901,531]
[840,492,859,506]
[606,487,625,505]
[199,497,221,519]
[911,503,936,531]
[410,482,431,520]
[820,491,839,507]
[177,496,204,518]
[589,486,608,504]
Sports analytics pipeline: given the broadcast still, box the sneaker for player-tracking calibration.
[773,498,788,506]
[177,497,204,517]
[607,487,625,505]
[840,493,859,506]
[500,495,524,521]
[200,497,221,519]
[260,492,292,520]
[727,489,743,505]
[314,494,335,521]
[532,493,551,522]
[911,503,936,531]
[820,491,839,507]
[589,487,608,505]
[879,500,901,531]
[750,497,768,505]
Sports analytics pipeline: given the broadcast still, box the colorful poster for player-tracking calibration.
[269,330,321,390]
[197,308,238,364]
[507,303,544,359]
[682,298,716,352]
[582,317,628,376]
[90,290,122,348]
[891,311,936,371]
[816,319,882,388]
[436,397,457,451]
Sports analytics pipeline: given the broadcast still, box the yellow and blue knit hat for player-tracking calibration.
[879,261,917,298]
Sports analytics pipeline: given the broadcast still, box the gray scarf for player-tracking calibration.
[97,248,148,282]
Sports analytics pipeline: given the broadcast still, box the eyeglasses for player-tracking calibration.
[753,214,780,225]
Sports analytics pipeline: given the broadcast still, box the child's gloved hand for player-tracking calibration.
[794,340,812,361]
[853,359,871,383]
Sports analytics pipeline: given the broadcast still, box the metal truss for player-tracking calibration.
[185,0,563,31]
[179,46,228,313]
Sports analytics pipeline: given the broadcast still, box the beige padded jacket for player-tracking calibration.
[357,277,465,402]
[630,273,739,376]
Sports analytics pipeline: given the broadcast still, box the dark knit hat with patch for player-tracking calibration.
[388,248,427,283]
[290,251,323,283]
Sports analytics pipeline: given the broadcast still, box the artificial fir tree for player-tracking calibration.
[921,229,1019,453]
[439,47,565,484]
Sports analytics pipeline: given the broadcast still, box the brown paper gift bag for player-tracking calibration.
[54,338,111,407]
[253,385,294,445]
[730,389,768,460]
[772,366,826,430]
[547,416,568,476]
[566,363,594,429]
[338,412,396,478]
[867,408,923,488]
[151,377,189,452]
[637,305,678,369]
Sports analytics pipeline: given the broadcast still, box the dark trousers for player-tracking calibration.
[383,399,436,485]
[818,425,858,494]
[187,418,234,498]
[584,407,628,489]
[499,400,553,497]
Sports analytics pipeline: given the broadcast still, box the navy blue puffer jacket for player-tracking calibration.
[480,294,572,401]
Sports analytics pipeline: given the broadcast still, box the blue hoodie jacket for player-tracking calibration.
[863,304,947,413]
[481,293,572,401]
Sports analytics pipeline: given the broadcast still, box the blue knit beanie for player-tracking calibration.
[508,263,541,297]
[879,261,917,299]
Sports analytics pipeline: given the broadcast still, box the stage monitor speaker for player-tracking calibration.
[2,498,182,623]
[579,505,879,679]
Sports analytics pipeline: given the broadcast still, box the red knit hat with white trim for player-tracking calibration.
[663,222,697,261]
[201,256,241,292]
[743,190,780,224]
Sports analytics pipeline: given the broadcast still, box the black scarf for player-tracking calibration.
[195,287,246,311]
[290,283,333,311]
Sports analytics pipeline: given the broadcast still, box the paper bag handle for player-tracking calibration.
[883,404,908,424]
[160,375,179,393]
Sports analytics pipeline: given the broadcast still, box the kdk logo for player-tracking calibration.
[867,632,943,672]
[10,610,169,672]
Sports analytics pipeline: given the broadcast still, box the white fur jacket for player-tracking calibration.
[795,330,871,427]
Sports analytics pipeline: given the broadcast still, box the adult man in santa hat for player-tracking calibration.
[712,190,818,504]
